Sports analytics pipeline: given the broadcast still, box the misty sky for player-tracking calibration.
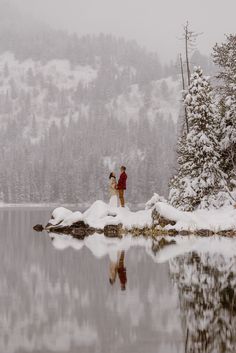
[12,0,236,62]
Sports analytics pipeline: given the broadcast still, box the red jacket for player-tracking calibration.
[117,172,127,190]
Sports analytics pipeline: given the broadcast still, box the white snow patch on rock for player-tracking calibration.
[154,202,236,231]
[49,200,152,230]
[49,207,73,226]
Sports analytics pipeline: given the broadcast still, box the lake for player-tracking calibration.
[0,207,235,353]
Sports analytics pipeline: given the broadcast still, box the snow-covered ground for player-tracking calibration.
[48,200,152,230]
[48,199,236,232]
[155,202,236,231]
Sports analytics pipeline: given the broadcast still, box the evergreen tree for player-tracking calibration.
[213,35,236,187]
[169,67,227,211]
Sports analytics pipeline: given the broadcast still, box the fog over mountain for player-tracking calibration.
[9,0,236,62]
[0,1,220,204]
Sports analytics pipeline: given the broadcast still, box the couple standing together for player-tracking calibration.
[109,166,127,208]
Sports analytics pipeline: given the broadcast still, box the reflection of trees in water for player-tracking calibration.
[0,209,183,353]
[0,250,182,353]
[170,252,236,353]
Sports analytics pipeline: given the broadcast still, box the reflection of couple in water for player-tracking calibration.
[109,251,127,291]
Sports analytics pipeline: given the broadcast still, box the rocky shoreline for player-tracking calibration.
[33,206,236,239]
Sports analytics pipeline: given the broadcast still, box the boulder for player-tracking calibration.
[73,220,89,229]
[104,224,122,238]
[151,208,159,223]
[179,230,191,236]
[152,208,176,227]
[44,219,91,237]
[195,229,214,237]
[33,224,44,232]
[217,230,236,237]
[72,227,88,239]
[167,229,179,236]
[96,228,104,234]
[87,227,96,235]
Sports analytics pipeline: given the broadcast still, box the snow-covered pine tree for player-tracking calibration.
[169,67,227,211]
[213,35,236,189]
[169,131,190,210]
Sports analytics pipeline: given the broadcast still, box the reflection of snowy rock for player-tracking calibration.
[50,233,151,259]
[151,238,176,255]
[50,233,84,251]
[49,233,236,269]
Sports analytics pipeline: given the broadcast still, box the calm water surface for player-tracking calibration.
[0,208,235,353]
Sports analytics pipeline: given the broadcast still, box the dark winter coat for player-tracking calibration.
[117,172,127,190]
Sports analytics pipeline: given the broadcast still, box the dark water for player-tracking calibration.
[0,208,235,353]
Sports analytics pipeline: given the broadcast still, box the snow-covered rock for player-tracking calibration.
[153,202,236,231]
[45,199,236,236]
[47,200,153,231]
[49,207,73,226]
[145,193,167,210]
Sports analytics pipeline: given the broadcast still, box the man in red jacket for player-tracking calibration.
[117,166,127,207]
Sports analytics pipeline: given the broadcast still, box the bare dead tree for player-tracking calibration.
[184,23,191,86]
[179,53,185,91]
[181,22,202,86]
[179,53,189,133]
[178,22,202,133]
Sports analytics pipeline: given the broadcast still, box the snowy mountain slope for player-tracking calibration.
[107,77,181,123]
[0,50,178,203]
[0,52,97,91]
[0,52,98,143]
[0,52,180,139]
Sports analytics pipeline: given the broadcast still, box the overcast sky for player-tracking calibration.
[12,0,236,62]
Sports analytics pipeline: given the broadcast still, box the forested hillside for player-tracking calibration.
[1,2,216,204]
[0,51,177,204]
